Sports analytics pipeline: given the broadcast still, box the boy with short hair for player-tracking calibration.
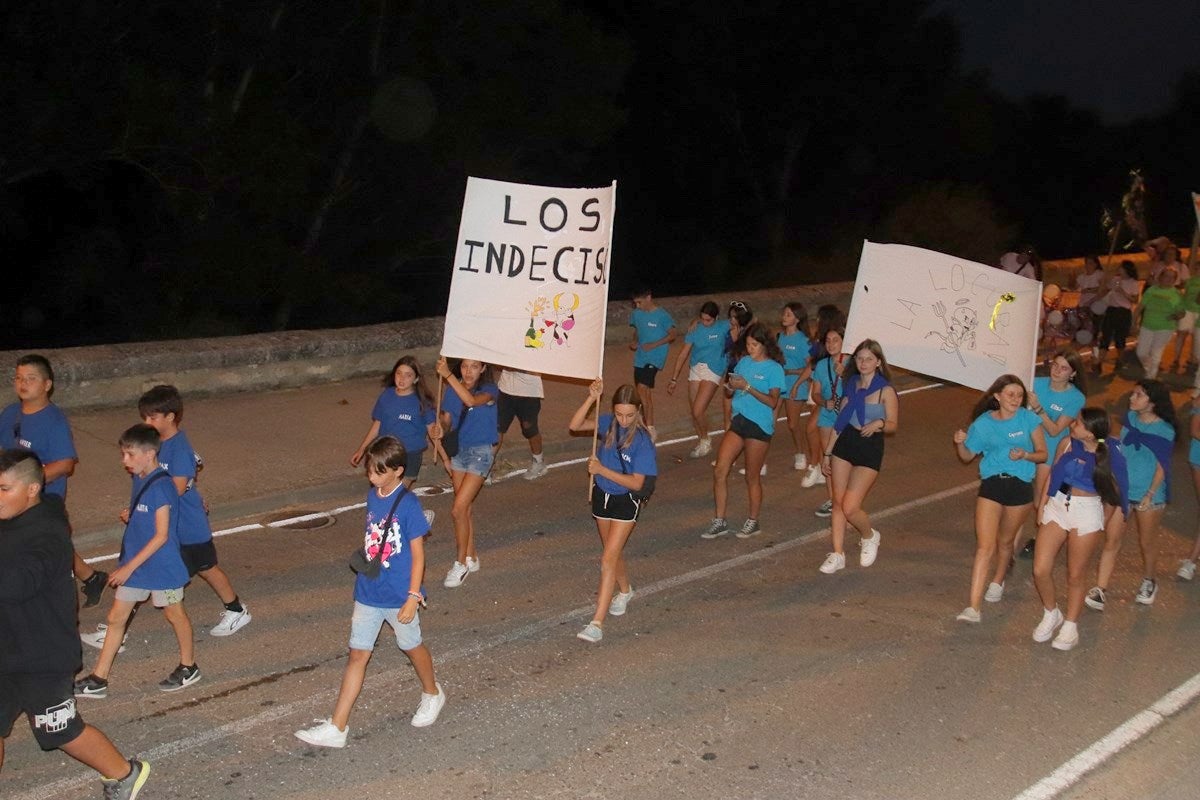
[74,424,201,698]
[294,436,444,748]
[138,384,251,636]
[0,449,150,798]
[629,287,677,441]
[0,354,107,606]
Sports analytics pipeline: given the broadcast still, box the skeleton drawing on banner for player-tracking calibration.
[926,299,978,367]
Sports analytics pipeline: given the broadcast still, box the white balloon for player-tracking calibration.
[1075,328,1094,344]
[1047,310,1064,325]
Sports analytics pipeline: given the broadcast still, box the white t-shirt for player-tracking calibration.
[999,252,1037,279]
[1102,277,1141,310]
[1076,270,1103,305]
[497,369,544,398]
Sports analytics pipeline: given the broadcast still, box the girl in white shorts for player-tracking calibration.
[1031,408,1127,651]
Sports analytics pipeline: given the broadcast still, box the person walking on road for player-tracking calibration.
[667,300,730,459]
[435,357,498,589]
[1030,408,1126,650]
[629,287,677,442]
[569,381,657,643]
[953,375,1046,621]
[494,368,549,481]
[818,339,898,574]
[778,302,814,473]
[350,356,439,489]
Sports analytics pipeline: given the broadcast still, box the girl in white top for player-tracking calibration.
[1095,260,1141,376]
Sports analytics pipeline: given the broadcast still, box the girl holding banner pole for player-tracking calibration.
[818,340,898,574]
[568,380,657,643]
[952,375,1046,621]
[434,357,498,589]
[703,323,785,540]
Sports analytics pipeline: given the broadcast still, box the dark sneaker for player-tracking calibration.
[102,758,150,800]
[814,499,833,518]
[1018,539,1036,559]
[158,663,202,693]
[74,674,109,699]
[1134,578,1158,606]
[82,571,109,608]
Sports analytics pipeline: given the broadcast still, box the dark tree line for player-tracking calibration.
[3,0,1197,348]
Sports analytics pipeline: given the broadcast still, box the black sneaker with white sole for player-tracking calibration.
[74,674,109,699]
[158,663,201,692]
[81,571,108,608]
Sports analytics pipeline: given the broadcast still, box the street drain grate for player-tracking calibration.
[263,511,336,530]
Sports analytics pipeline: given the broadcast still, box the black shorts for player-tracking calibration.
[181,540,219,577]
[633,364,660,388]
[831,427,884,471]
[591,488,643,522]
[979,474,1034,507]
[404,448,424,480]
[1,672,86,750]
[729,414,771,443]
[497,392,542,438]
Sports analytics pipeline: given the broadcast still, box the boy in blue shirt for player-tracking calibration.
[74,425,200,698]
[0,355,107,607]
[295,436,444,748]
[139,385,251,637]
[0,449,150,799]
[629,287,677,441]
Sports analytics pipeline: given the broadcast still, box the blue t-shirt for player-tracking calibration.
[630,307,676,368]
[157,431,212,545]
[594,413,657,496]
[354,485,432,608]
[371,389,437,454]
[122,469,188,590]
[1191,408,1200,467]
[442,382,498,448]
[811,355,846,428]
[731,356,786,435]
[1121,413,1174,503]
[964,408,1042,482]
[777,330,812,396]
[1033,377,1086,462]
[685,318,731,371]
[0,402,77,497]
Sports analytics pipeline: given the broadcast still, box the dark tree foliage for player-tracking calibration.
[2,0,1196,348]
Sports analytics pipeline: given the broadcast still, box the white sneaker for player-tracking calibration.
[80,623,127,654]
[800,464,826,488]
[1032,607,1064,642]
[1178,560,1197,581]
[210,606,252,637]
[819,552,846,574]
[465,556,480,573]
[647,425,657,443]
[689,438,713,458]
[524,460,548,480]
[984,582,1004,603]
[794,453,807,471]
[956,607,981,623]
[577,621,603,643]
[737,464,767,476]
[411,683,446,727]
[294,719,347,748]
[443,561,469,588]
[859,529,880,567]
[1051,621,1079,651]
[609,588,634,616]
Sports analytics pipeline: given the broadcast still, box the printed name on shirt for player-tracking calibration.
[136,502,150,513]
[1007,430,1028,439]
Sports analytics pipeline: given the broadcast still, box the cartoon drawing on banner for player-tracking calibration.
[889,262,1017,370]
[926,299,978,367]
[524,292,580,350]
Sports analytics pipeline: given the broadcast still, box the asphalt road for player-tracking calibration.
[5,367,1200,800]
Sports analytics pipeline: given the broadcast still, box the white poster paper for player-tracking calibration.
[844,241,1040,392]
[442,177,616,380]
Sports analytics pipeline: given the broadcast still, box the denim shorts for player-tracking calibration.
[451,443,495,477]
[348,601,422,651]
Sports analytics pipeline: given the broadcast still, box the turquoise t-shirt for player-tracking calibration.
[731,355,786,435]
[1121,413,1174,503]
[685,318,731,370]
[1033,377,1086,463]
[630,307,676,368]
[778,330,812,397]
[811,354,846,428]
[964,407,1042,482]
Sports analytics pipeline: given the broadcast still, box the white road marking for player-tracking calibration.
[1011,672,1200,800]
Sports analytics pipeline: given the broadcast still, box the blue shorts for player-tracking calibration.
[451,443,494,477]
[348,601,422,651]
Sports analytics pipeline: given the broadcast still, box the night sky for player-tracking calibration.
[937,0,1199,121]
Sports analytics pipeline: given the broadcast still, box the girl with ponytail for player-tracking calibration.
[1030,408,1128,651]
